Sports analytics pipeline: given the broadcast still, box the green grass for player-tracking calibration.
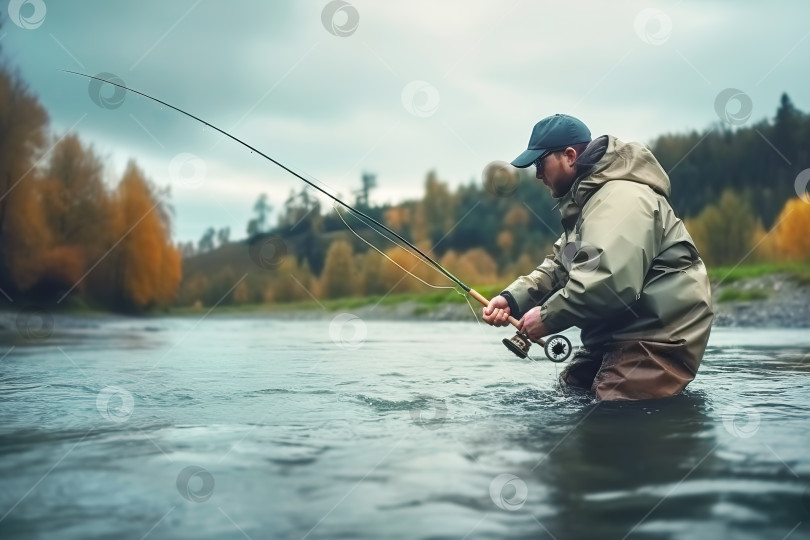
[717,287,770,303]
[166,261,810,316]
[165,283,508,317]
[707,261,810,285]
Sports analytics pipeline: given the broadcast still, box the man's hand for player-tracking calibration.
[518,306,551,341]
[483,295,511,327]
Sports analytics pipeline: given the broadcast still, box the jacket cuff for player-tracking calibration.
[500,290,523,319]
[539,291,575,334]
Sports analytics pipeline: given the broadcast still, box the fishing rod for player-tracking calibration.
[62,70,571,362]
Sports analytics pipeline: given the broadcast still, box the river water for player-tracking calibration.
[1,313,809,539]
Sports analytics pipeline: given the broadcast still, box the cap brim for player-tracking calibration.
[511,148,545,168]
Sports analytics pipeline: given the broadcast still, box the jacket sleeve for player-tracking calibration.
[540,182,662,334]
[500,234,567,319]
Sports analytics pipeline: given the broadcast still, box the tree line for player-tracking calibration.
[180,94,810,307]
[2,29,808,312]
[0,60,180,311]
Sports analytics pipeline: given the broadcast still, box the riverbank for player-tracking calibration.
[166,264,810,328]
[4,264,809,329]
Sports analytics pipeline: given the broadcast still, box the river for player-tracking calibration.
[1,313,809,539]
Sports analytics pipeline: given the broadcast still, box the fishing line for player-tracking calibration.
[333,204,483,325]
[330,203,433,280]
[61,70,472,293]
[333,204,454,291]
[62,70,570,362]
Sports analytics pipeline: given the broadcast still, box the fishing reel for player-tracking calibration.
[502,332,572,362]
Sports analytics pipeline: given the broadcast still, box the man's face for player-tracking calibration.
[535,148,578,198]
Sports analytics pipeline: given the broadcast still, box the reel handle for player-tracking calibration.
[468,288,546,347]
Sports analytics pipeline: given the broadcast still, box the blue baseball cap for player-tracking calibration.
[511,114,591,168]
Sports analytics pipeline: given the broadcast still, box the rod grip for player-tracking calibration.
[469,288,521,330]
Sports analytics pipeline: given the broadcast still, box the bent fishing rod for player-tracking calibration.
[62,70,571,362]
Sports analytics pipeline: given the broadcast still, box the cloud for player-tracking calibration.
[2,0,809,243]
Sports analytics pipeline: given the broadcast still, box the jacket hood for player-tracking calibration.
[568,135,671,208]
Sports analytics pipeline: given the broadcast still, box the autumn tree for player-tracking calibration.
[458,248,498,286]
[0,64,50,294]
[110,162,182,309]
[37,134,111,294]
[356,250,387,295]
[772,198,810,260]
[383,204,412,236]
[412,172,456,247]
[320,239,355,298]
[684,190,760,266]
[271,257,317,303]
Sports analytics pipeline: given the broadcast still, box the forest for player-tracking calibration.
[1,54,808,312]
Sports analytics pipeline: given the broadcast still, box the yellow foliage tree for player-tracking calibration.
[497,230,514,253]
[42,134,108,247]
[772,198,810,260]
[378,245,436,294]
[272,257,317,303]
[39,134,112,294]
[421,172,456,244]
[356,251,387,296]
[503,205,529,227]
[438,248,498,286]
[0,67,50,292]
[320,240,355,298]
[384,206,411,232]
[113,162,182,308]
[683,190,760,266]
[458,248,498,285]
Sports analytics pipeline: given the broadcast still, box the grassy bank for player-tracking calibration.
[707,261,810,285]
[165,262,810,316]
[168,283,507,317]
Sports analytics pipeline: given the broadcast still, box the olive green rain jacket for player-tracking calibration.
[502,135,714,401]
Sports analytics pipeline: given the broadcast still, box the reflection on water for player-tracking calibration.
[0,315,809,539]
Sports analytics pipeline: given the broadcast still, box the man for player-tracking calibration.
[483,114,713,401]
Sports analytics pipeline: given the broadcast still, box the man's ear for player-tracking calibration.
[563,147,578,166]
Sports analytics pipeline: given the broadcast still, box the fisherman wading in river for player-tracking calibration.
[483,114,714,401]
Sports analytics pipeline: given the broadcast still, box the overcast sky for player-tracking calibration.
[2,0,808,244]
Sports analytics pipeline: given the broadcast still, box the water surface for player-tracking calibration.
[1,314,809,539]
